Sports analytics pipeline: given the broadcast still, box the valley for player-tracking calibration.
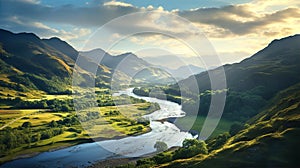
[0,27,299,168]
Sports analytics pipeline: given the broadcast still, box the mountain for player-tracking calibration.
[159,64,205,80]
[159,82,300,168]
[163,35,300,122]
[80,49,175,85]
[0,29,73,95]
[128,35,300,168]
[142,55,205,70]
[0,29,112,96]
[42,37,78,64]
[0,28,175,99]
[180,35,300,96]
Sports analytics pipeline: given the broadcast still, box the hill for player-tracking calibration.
[123,34,300,168]
[157,64,205,80]
[158,82,300,167]
[180,35,300,96]
[155,34,300,122]
[80,49,175,85]
[0,29,112,97]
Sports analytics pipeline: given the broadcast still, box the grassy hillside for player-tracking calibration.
[119,35,300,168]
[0,29,117,97]
[0,29,71,95]
[134,35,300,123]
[156,82,300,168]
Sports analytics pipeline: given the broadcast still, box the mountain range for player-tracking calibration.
[1,28,300,167]
[0,29,200,98]
[163,34,300,122]
[132,34,300,167]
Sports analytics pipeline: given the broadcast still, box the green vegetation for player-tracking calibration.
[175,116,235,138]
[125,35,300,168]
[0,89,160,164]
[154,141,168,152]
[131,83,300,168]
[118,139,209,168]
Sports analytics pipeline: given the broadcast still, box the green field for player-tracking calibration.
[0,92,159,164]
[175,116,235,138]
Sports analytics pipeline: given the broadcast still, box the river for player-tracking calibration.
[1,88,194,168]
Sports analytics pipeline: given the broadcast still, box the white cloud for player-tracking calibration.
[1,0,300,65]
[103,0,133,7]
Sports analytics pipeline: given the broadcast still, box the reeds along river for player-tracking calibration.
[1,88,194,168]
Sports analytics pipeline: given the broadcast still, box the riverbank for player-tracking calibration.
[1,89,193,168]
[88,147,180,168]
[0,127,155,166]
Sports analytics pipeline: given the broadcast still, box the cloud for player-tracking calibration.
[0,0,139,28]
[178,5,300,36]
[103,0,133,7]
[0,15,91,41]
[1,0,299,63]
[1,0,299,38]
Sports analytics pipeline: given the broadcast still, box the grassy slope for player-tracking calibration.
[159,83,300,168]
[175,116,234,138]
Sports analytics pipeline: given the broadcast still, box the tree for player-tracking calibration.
[36,133,41,142]
[22,121,32,128]
[229,123,244,135]
[154,141,168,152]
[49,120,58,127]
[173,139,208,159]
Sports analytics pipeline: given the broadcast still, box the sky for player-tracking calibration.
[0,0,299,68]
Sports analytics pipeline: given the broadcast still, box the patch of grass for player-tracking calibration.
[175,116,235,138]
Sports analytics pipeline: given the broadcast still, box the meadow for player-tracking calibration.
[0,91,159,164]
[175,116,235,138]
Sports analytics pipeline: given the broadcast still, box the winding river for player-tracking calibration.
[1,88,194,168]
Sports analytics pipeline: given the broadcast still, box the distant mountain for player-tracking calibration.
[160,64,205,80]
[142,55,205,69]
[80,49,175,85]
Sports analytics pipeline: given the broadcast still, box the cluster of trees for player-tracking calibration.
[118,139,208,168]
[40,128,64,140]
[0,97,22,106]
[134,84,269,123]
[119,125,249,168]
[6,73,71,94]
[133,87,181,105]
[96,93,147,107]
[137,102,160,114]
[56,115,80,126]
[136,117,150,126]
[0,113,83,155]
[13,98,74,112]
[160,88,267,122]
[173,139,208,159]
[97,99,115,107]
[0,121,66,155]
[77,111,100,122]
[104,110,120,116]
[133,88,150,97]
[0,127,32,154]
[0,80,27,92]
